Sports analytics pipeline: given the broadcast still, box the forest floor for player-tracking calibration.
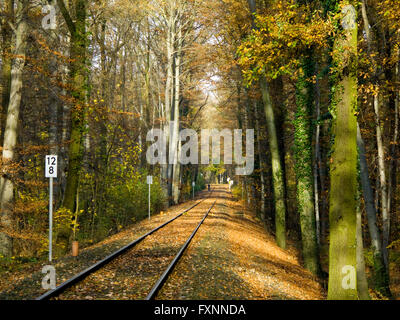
[0,185,326,300]
[0,183,398,300]
[6,184,398,300]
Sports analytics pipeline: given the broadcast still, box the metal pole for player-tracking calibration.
[49,177,53,262]
[148,183,151,220]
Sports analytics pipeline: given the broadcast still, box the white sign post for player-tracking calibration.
[147,176,153,220]
[45,155,57,262]
[192,181,195,199]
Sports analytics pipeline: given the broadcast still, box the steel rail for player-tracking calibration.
[146,200,217,300]
[36,189,213,300]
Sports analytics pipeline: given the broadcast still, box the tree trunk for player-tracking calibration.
[0,1,28,257]
[58,27,70,202]
[357,124,391,297]
[374,95,390,271]
[0,0,14,144]
[356,198,370,300]
[294,55,321,275]
[314,61,322,245]
[172,26,182,205]
[255,101,266,220]
[162,5,175,203]
[56,0,87,251]
[93,18,108,231]
[260,77,286,249]
[98,19,108,174]
[48,0,60,200]
[328,1,358,300]
[360,0,390,273]
[246,0,286,249]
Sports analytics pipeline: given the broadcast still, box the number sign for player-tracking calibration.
[45,155,58,178]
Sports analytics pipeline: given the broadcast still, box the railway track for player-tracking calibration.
[145,200,216,300]
[37,189,217,300]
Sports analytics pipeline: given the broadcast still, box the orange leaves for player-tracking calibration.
[33,32,71,65]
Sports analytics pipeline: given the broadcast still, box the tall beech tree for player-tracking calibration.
[294,52,321,275]
[56,0,88,251]
[327,0,359,300]
[246,0,287,249]
[292,0,322,277]
[0,0,29,257]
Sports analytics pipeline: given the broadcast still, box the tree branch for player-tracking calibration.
[56,0,75,34]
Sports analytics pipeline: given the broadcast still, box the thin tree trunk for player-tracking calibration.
[58,29,70,202]
[0,0,14,144]
[374,95,390,271]
[162,6,175,202]
[387,41,399,263]
[93,18,108,229]
[172,26,182,204]
[260,77,286,249]
[255,101,266,219]
[356,197,370,300]
[48,0,60,199]
[246,0,286,249]
[389,42,400,242]
[98,19,108,173]
[314,61,322,245]
[357,124,391,296]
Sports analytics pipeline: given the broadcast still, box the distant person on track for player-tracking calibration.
[208,184,211,191]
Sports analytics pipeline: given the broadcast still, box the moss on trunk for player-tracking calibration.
[328,0,359,299]
[294,55,321,276]
[56,0,88,252]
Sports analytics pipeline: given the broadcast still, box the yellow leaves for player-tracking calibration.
[377,0,400,33]
[38,131,49,141]
[71,220,80,230]
[237,0,333,84]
